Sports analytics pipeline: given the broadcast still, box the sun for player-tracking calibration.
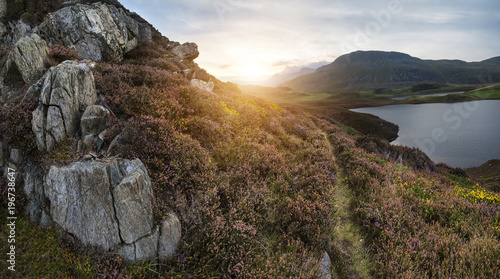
[240,64,266,78]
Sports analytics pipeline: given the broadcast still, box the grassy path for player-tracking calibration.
[328,170,374,279]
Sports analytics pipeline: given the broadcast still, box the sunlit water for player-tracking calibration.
[351,100,500,168]
[391,92,464,100]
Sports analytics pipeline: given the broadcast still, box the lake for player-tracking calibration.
[391,92,464,100]
[351,100,500,168]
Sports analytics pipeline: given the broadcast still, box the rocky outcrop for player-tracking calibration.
[38,2,151,61]
[1,34,50,87]
[190,78,214,93]
[45,160,122,250]
[24,158,181,260]
[172,42,199,61]
[32,60,97,151]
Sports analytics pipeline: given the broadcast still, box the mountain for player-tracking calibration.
[283,51,500,92]
[262,67,315,86]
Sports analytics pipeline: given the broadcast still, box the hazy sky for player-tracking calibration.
[120,0,500,81]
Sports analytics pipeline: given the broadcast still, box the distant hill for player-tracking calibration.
[283,51,500,92]
[262,67,315,86]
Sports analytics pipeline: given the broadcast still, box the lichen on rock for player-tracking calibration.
[38,2,151,61]
[32,60,97,151]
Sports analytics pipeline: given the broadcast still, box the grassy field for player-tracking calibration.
[470,89,500,98]
[467,83,500,99]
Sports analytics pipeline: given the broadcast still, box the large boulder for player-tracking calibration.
[32,60,97,151]
[2,34,50,87]
[38,2,150,61]
[172,42,199,61]
[22,158,181,260]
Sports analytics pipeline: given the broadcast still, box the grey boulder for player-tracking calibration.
[32,60,97,151]
[319,251,332,279]
[33,158,181,261]
[158,213,182,259]
[172,42,199,61]
[80,105,111,138]
[38,2,150,61]
[2,34,50,87]
[43,159,155,251]
[44,160,122,250]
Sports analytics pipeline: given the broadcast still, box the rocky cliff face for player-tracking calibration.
[0,0,208,262]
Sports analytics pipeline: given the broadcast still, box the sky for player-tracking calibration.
[120,0,500,82]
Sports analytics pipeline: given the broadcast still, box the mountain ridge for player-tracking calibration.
[283,50,500,92]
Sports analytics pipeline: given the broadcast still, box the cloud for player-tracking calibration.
[272,60,292,67]
[120,0,500,80]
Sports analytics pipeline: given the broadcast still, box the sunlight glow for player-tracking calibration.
[240,64,267,78]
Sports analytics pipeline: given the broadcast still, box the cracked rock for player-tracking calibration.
[44,160,121,250]
[38,2,146,61]
[38,158,181,261]
[42,158,154,253]
[1,34,50,89]
[112,159,154,244]
[32,60,97,151]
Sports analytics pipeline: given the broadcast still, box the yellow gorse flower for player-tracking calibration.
[454,183,500,205]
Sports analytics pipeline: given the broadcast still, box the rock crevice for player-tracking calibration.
[38,2,152,61]
[25,158,181,261]
[32,60,97,151]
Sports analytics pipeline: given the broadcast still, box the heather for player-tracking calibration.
[329,127,500,278]
[1,38,499,278]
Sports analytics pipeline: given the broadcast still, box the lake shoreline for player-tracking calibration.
[351,100,500,171]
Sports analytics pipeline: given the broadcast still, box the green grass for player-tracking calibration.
[470,90,500,98]
[328,172,374,278]
[398,93,477,104]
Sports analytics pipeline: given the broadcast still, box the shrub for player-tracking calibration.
[48,44,79,64]
[0,94,39,156]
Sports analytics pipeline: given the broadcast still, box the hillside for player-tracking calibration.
[283,51,500,92]
[0,1,499,278]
